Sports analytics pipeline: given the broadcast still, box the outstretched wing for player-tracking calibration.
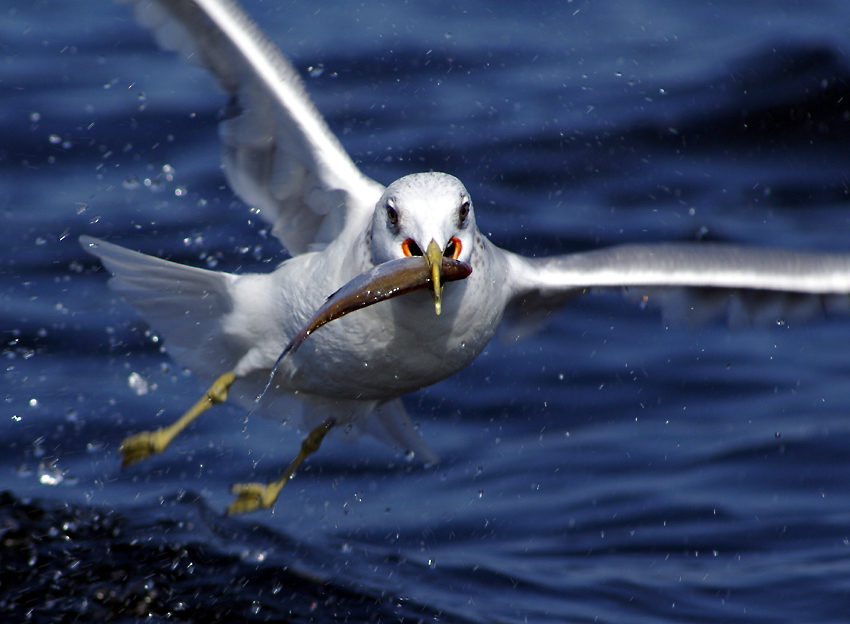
[119,0,384,254]
[503,243,850,330]
[80,235,241,382]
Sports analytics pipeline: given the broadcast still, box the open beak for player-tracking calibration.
[425,239,443,315]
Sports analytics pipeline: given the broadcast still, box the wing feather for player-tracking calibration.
[80,235,240,381]
[503,243,850,329]
[118,0,383,254]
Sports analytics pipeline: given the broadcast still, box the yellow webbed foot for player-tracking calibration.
[117,371,236,469]
[118,429,170,468]
[226,418,335,515]
[227,480,287,515]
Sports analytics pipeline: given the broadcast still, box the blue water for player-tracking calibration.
[3,0,850,621]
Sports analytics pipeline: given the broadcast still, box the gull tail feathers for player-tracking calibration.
[367,399,439,465]
[80,235,240,383]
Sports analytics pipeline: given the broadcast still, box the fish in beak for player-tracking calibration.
[285,254,472,357]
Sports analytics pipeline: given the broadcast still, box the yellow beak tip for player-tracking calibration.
[425,239,444,315]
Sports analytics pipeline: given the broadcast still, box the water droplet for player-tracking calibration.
[123,175,140,190]
[128,372,152,396]
[38,462,64,486]
[308,64,324,78]
[241,550,267,563]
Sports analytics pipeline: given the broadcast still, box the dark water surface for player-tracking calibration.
[3,0,850,621]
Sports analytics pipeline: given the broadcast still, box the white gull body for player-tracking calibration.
[82,0,850,463]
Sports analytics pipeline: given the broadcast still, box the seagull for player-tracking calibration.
[83,0,850,513]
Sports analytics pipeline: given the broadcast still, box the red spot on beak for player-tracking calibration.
[401,238,461,258]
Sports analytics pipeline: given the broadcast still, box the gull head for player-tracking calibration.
[370,172,476,314]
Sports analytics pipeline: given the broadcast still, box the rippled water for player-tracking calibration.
[4,1,850,622]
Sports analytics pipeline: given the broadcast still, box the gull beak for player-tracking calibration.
[425,239,443,315]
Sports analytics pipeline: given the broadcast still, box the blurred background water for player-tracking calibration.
[3,0,850,621]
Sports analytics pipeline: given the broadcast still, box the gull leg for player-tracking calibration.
[227,418,335,515]
[118,371,236,468]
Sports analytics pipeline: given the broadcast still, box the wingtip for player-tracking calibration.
[78,234,100,251]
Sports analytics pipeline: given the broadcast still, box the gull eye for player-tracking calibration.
[386,203,399,227]
[458,199,470,226]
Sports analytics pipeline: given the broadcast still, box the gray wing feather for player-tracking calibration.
[503,243,850,329]
[80,235,240,382]
[119,0,383,254]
